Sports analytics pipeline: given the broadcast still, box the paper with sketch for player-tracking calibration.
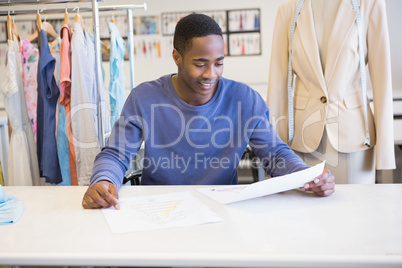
[102,191,223,233]
[198,161,325,204]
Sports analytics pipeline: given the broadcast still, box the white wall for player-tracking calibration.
[0,0,401,107]
[385,0,402,93]
[100,0,283,101]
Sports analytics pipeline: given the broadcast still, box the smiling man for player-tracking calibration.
[82,13,335,209]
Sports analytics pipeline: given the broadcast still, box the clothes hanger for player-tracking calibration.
[64,5,69,25]
[56,5,69,53]
[43,19,59,39]
[6,4,13,41]
[7,14,13,41]
[27,31,37,42]
[36,8,43,47]
[102,42,110,54]
[6,1,13,41]
[52,5,68,53]
[73,5,84,31]
[27,21,58,42]
[28,11,60,49]
[46,16,60,50]
[36,8,43,31]
[11,16,21,45]
[48,38,60,50]
[100,12,116,55]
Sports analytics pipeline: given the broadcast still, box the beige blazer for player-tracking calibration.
[267,0,395,169]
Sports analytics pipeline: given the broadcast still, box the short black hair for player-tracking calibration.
[173,13,223,56]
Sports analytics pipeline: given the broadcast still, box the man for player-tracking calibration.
[82,13,335,209]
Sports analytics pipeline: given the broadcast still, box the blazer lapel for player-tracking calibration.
[324,0,358,88]
[297,0,326,91]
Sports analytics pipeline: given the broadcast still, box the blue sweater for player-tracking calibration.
[90,74,309,188]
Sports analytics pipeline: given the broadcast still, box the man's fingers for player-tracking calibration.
[82,181,120,209]
[82,197,103,209]
[83,188,113,209]
[101,184,120,210]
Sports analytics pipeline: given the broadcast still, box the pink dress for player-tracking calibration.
[20,39,39,143]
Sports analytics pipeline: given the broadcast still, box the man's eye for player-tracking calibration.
[195,64,205,67]
[216,63,223,67]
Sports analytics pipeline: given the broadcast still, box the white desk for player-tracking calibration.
[1,185,402,267]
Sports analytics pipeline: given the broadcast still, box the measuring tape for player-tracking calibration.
[351,0,371,147]
[287,0,371,147]
[287,0,305,142]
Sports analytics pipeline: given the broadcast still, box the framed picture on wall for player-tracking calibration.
[228,32,260,56]
[161,12,192,36]
[134,16,160,35]
[200,10,227,32]
[161,9,260,56]
[161,11,226,36]
[228,9,260,32]
[134,35,163,59]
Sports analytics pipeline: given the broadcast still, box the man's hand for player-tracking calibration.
[82,181,120,209]
[301,168,335,197]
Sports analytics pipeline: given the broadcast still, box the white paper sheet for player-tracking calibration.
[102,191,223,233]
[198,161,326,204]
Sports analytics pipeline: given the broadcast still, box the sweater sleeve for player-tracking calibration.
[89,90,144,188]
[250,91,309,177]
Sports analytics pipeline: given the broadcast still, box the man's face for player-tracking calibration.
[174,35,224,101]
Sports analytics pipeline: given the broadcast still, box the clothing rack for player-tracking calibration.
[1,1,147,147]
[1,0,105,146]
[0,0,99,4]
[98,4,147,90]
[0,4,146,15]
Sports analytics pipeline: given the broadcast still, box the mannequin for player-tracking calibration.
[311,0,339,72]
[267,0,395,184]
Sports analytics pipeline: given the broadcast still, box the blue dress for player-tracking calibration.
[36,30,62,184]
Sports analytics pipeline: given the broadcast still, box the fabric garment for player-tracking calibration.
[266,0,395,176]
[54,37,71,186]
[297,129,375,184]
[37,30,62,184]
[0,185,24,224]
[52,37,62,83]
[90,74,309,188]
[86,31,111,137]
[0,162,3,186]
[20,39,39,143]
[108,22,126,127]
[1,38,40,186]
[56,104,71,186]
[71,23,110,185]
[59,24,78,186]
[311,0,339,72]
